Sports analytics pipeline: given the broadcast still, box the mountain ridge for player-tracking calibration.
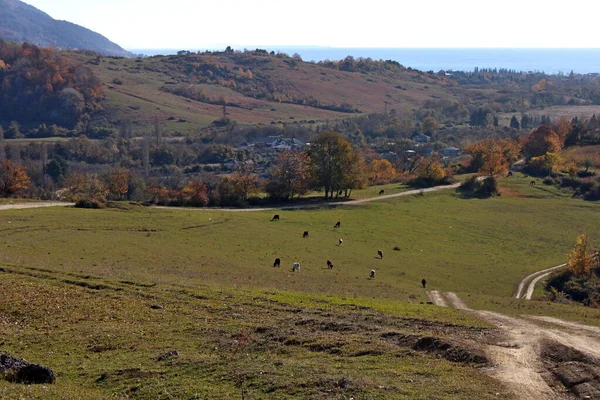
[0,0,133,57]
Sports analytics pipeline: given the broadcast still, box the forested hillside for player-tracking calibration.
[0,0,133,57]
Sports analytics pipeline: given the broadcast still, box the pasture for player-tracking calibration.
[1,174,600,398]
[0,174,597,301]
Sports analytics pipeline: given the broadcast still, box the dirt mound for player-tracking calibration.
[413,337,488,364]
[541,340,600,399]
[0,353,55,384]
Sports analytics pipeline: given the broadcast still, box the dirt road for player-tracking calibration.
[434,291,600,399]
[158,183,461,212]
[0,202,74,211]
[514,264,566,300]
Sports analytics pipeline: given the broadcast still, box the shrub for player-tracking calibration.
[74,199,105,209]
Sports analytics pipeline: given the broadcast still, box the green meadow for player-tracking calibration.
[1,174,599,398]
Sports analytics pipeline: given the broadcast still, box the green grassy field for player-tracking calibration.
[1,174,599,398]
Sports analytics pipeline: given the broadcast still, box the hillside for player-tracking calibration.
[75,49,458,133]
[0,0,133,57]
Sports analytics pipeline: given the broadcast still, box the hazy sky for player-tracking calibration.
[21,0,600,50]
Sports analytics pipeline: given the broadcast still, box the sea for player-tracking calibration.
[128,47,600,75]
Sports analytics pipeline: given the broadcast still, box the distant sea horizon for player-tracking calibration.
[128,47,600,75]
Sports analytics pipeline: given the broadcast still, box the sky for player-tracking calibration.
[20,0,600,50]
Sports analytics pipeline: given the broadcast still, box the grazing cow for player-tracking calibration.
[271,214,280,221]
[292,262,300,272]
[303,231,309,238]
[370,269,376,279]
[327,260,334,269]
[379,189,385,195]
[377,250,384,259]
[338,238,343,246]
[421,279,427,288]
[273,258,281,267]
[530,180,536,186]
[508,171,513,177]
[334,221,341,228]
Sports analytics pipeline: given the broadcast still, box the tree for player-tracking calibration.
[523,125,561,158]
[230,164,261,202]
[342,151,368,197]
[566,234,594,277]
[182,180,209,207]
[63,172,108,203]
[307,131,357,199]
[106,167,130,200]
[414,156,446,185]
[46,159,68,183]
[0,160,31,197]
[510,115,520,129]
[266,151,311,200]
[4,121,22,139]
[422,116,439,138]
[369,159,398,185]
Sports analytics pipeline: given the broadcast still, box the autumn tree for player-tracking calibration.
[106,167,130,200]
[566,234,594,277]
[230,164,261,202]
[63,172,109,203]
[307,131,362,199]
[369,159,398,185]
[341,150,368,197]
[523,125,561,158]
[182,180,209,207]
[266,151,312,200]
[465,139,514,177]
[0,160,31,197]
[413,156,446,186]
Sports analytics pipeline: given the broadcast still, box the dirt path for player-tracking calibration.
[443,292,600,399]
[0,202,74,211]
[514,264,566,300]
[157,183,461,212]
[426,290,447,307]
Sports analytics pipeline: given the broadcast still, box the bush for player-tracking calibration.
[458,176,499,198]
[74,199,105,209]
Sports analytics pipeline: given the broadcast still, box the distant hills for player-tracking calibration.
[0,0,133,57]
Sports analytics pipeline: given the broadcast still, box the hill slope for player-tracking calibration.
[77,50,458,132]
[0,0,133,57]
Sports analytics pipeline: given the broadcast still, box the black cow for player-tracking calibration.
[379,189,385,195]
[421,279,427,288]
[377,250,384,259]
[303,231,309,238]
[334,221,341,228]
[271,214,280,221]
[327,260,334,269]
[273,258,281,267]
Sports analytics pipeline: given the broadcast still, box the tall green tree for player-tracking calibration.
[307,131,361,199]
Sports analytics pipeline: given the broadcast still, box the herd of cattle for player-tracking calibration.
[269,214,426,287]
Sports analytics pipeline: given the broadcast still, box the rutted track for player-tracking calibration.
[441,291,600,400]
[514,264,566,300]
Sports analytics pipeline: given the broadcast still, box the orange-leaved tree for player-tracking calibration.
[523,125,561,159]
[0,160,31,197]
[182,180,209,207]
[369,159,398,185]
[106,167,130,200]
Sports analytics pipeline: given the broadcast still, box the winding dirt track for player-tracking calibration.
[0,184,459,213]
[158,183,461,212]
[514,264,567,300]
[433,291,600,399]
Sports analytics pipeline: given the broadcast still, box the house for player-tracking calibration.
[411,133,431,143]
[440,146,461,157]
